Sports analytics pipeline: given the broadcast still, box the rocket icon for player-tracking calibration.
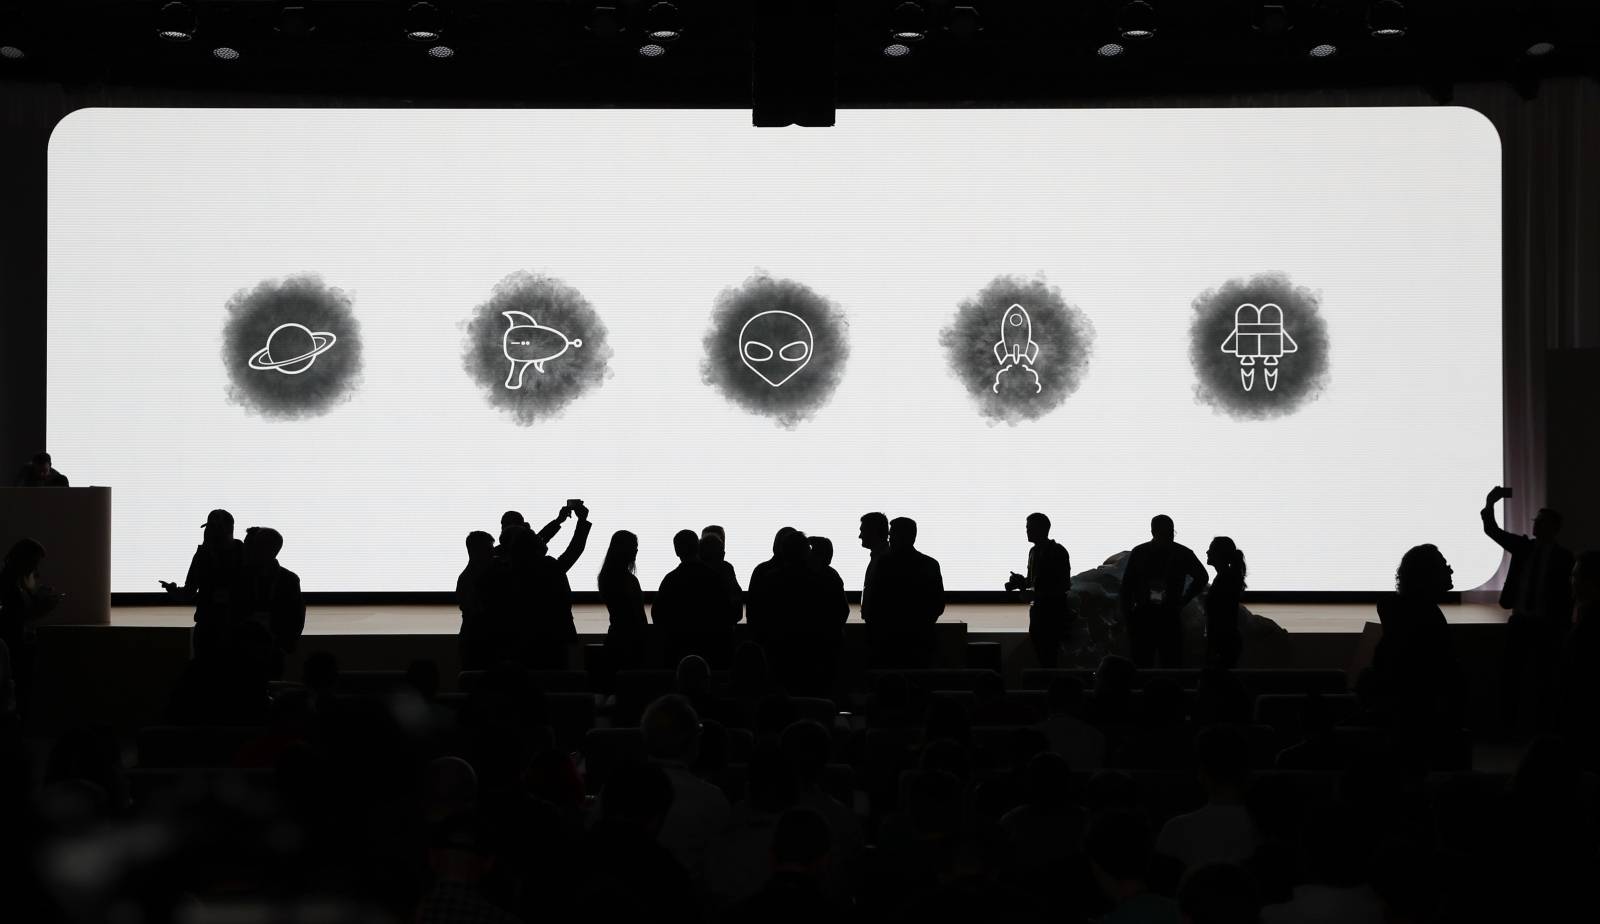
[993,303,1042,394]
[502,311,584,389]
[1220,302,1297,392]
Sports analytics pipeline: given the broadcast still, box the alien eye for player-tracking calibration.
[743,341,775,362]
[778,340,810,362]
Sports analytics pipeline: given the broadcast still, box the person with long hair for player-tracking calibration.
[1364,543,1463,734]
[598,529,647,671]
[1203,537,1247,669]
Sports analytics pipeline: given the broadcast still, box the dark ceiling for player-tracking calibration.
[0,0,1596,114]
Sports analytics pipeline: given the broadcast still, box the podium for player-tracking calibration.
[0,486,111,625]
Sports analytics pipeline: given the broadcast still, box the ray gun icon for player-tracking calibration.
[502,311,583,389]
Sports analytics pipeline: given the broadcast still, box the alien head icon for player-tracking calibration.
[1220,302,1297,392]
[739,309,813,388]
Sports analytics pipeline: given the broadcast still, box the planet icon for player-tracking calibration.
[248,322,338,375]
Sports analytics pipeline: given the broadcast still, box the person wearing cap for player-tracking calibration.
[13,452,68,487]
[161,509,245,659]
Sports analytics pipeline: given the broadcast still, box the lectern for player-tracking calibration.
[0,486,111,625]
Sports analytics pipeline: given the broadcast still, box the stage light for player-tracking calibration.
[639,42,666,58]
[1367,1,1406,38]
[1254,4,1291,37]
[405,3,443,42]
[211,46,240,61]
[1097,42,1125,58]
[645,2,683,43]
[588,5,621,37]
[947,6,982,39]
[427,44,454,58]
[0,45,22,60]
[1526,41,1555,57]
[1118,1,1157,41]
[890,2,927,43]
[156,2,196,42]
[1308,42,1337,58]
[883,42,912,58]
[274,5,315,36]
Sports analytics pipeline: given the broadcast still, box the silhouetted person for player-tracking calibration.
[1156,726,1256,872]
[1481,486,1573,732]
[655,529,736,666]
[805,536,850,694]
[867,517,944,668]
[1363,543,1463,734]
[641,694,731,880]
[415,813,521,924]
[599,529,648,672]
[13,451,67,487]
[780,719,863,899]
[515,498,592,665]
[455,530,497,670]
[1121,515,1209,668]
[583,761,698,924]
[858,511,889,626]
[488,502,590,669]
[160,508,246,659]
[1559,551,1600,768]
[0,538,60,715]
[1203,537,1247,670]
[1041,675,1107,770]
[703,525,745,625]
[1006,512,1073,668]
[1260,798,1383,924]
[749,529,843,694]
[1178,863,1261,924]
[1086,810,1180,924]
[723,807,849,924]
[231,526,304,675]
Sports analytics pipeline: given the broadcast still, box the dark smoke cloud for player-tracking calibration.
[221,274,364,419]
[1188,271,1331,420]
[939,274,1096,425]
[700,272,851,428]
[460,271,613,426]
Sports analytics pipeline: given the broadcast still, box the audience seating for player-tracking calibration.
[456,669,592,693]
[136,726,267,769]
[1252,692,1360,735]
[1021,667,1349,695]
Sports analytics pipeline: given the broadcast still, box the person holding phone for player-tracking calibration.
[1482,485,1574,732]
[161,508,245,659]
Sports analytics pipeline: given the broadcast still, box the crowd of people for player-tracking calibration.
[3,463,1599,922]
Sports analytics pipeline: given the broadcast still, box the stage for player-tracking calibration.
[104,601,1508,635]
[28,601,1511,737]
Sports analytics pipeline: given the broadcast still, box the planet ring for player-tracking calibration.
[248,331,337,374]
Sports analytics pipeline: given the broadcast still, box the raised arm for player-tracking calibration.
[556,515,592,573]
[1480,486,1518,551]
[536,506,571,544]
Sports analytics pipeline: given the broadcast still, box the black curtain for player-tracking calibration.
[3,77,1597,586]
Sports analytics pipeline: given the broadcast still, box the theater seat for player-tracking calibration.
[335,670,411,696]
[456,670,592,693]
[126,767,275,808]
[136,726,267,769]
[1252,693,1360,736]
